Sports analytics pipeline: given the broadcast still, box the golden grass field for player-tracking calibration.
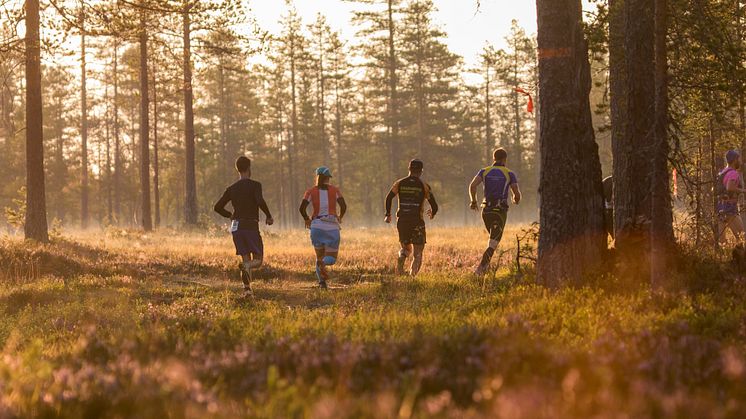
[0,225,745,418]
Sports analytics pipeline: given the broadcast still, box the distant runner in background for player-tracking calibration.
[469,148,521,275]
[384,159,439,276]
[214,156,274,296]
[603,175,614,241]
[717,150,746,245]
[299,167,347,289]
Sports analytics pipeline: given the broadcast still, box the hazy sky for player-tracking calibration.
[249,0,539,67]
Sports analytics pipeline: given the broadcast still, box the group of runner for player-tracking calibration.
[602,149,745,247]
[214,149,521,295]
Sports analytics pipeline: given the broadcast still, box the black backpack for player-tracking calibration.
[716,168,735,200]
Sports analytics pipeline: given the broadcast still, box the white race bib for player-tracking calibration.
[229,220,239,233]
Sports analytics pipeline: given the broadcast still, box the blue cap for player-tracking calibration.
[315,166,332,177]
[727,150,741,164]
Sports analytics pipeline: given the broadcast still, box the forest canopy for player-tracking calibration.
[0,0,540,230]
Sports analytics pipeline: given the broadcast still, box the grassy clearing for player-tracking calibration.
[1,227,745,418]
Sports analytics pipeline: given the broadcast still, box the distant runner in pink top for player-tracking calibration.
[717,149,746,245]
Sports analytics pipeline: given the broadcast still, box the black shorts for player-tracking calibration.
[232,229,264,256]
[397,218,426,245]
[482,207,508,242]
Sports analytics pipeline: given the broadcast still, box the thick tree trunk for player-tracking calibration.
[650,0,673,288]
[614,0,655,278]
[80,12,89,229]
[535,0,606,286]
[139,22,152,231]
[24,0,48,242]
[183,4,198,226]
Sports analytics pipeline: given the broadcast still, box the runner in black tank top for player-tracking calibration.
[384,159,439,276]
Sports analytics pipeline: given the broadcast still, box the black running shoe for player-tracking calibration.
[239,263,251,288]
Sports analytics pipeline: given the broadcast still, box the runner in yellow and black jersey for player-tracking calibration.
[384,159,439,276]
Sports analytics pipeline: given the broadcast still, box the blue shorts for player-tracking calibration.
[717,201,738,215]
[310,228,340,252]
[232,230,264,256]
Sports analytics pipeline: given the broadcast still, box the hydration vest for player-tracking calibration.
[717,168,736,201]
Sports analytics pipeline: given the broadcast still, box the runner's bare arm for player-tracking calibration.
[427,189,439,218]
[384,182,399,223]
[469,175,483,210]
[511,183,522,205]
[299,199,311,228]
[338,197,347,221]
[214,190,232,218]
[384,190,396,218]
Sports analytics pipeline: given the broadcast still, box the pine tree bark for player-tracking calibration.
[413,12,426,160]
[535,0,606,286]
[334,58,344,188]
[218,61,229,181]
[609,0,626,241]
[53,94,65,222]
[289,30,298,212]
[183,3,198,226]
[139,18,152,231]
[512,36,523,175]
[709,111,718,246]
[80,9,89,229]
[24,0,49,242]
[113,42,122,224]
[738,0,746,157]
[485,64,493,162]
[650,0,674,288]
[614,0,655,278]
[387,0,399,174]
[105,82,112,224]
[316,27,329,165]
[152,64,160,229]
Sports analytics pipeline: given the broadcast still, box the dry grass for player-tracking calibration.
[0,226,744,418]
